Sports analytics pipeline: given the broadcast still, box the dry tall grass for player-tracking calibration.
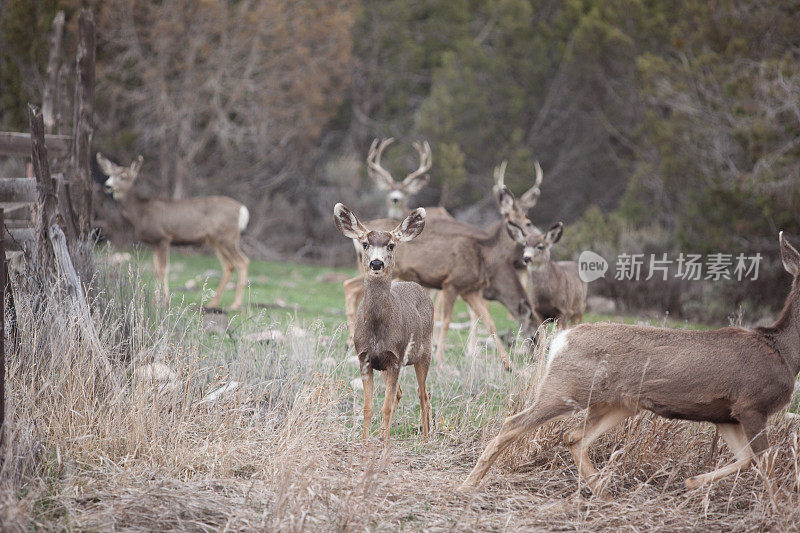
[0,258,798,531]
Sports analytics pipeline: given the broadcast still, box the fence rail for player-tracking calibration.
[0,132,71,156]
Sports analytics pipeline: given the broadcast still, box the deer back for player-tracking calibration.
[545,323,796,423]
[123,195,244,244]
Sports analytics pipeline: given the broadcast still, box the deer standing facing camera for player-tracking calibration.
[333,203,433,443]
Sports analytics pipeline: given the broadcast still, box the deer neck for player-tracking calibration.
[529,260,561,295]
[361,274,395,326]
[481,221,512,263]
[764,281,800,376]
[116,193,150,229]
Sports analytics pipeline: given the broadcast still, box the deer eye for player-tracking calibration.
[362,242,368,250]
[537,244,545,250]
[387,243,395,251]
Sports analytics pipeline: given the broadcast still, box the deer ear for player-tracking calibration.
[334,203,367,240]
[505,220,527,244]
[402,173,429,194]
[393,208,425,242]
[130,155,144,175]
[96,153,122,176]
[545,222,563,244]
[495,186,516,216]
[780,231,800,276]
[518,186,541,210]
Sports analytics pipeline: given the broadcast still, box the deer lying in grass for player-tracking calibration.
[461,232,800,496]
[97,153,250,309]
[506,220,587,327]
[334,203,433,443]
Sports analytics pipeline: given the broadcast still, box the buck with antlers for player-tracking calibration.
[488,160,544,286]
[97,153,250,310]
[366,138,438,220]
[506,220,587,327]
[334,204,433,443]
[461,232,800,496]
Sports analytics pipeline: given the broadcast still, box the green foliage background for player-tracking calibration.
[1,0,799,319]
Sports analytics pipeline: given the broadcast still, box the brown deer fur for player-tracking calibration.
[507,220,587,326]
[98,153,249,309]
[461,232,800,496]
[334,204,433,443]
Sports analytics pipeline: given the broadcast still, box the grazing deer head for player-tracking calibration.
[97,153,143,200]
[334,204,433,443]
[367,138,432,219]
[461,232,800,497]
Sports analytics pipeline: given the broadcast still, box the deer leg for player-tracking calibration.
[343,276,364,347]
[153,240,170,306]
[564,403,635,496]
[380,369,400,443]
[460,395,575,490]
[208,249,234,309]
[230,249,249,311]
[414,361,431,441]
[432,289,442,325]
[360,364,374,441]
[462,292,512,371]
[465,306,480,357]
[434,286,458,366]
[684,423,754,489]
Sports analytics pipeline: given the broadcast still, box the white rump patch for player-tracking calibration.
[238,206,250,231]
[547,329,570,371]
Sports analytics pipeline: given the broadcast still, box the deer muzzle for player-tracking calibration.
[369,259,384,271]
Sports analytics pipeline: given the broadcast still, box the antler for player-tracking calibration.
[518,160,543,210]
[493,160,508,188]
[403,140,432,184]
[367,138,396,190]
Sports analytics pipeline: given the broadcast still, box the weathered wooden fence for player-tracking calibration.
[0,9,97,441]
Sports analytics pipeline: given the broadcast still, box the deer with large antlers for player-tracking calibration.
[334,204,433,443]
[367,138,435,220]
[461,232,800,496]
[97,153,250,309]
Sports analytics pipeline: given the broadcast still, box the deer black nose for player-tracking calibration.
[391,198,399,204]
[369,259,384,271]
[523,255,532,264]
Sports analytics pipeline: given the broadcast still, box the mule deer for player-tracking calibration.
[367,138,433,220]
[506,220,587,327]
[334,204,433,443]
[97,153,250,310]
[460,232,800,496]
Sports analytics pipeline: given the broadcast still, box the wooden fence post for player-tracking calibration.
[42,11,65,134]
[71,9,96,238]
[29,105,59,274]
